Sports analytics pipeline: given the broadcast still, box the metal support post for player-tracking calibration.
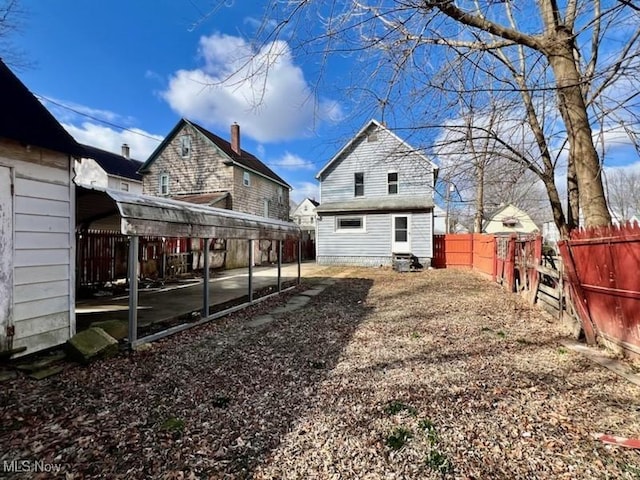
[297,239,302,285]
[277,240,283,292]
[128,235,140,345]
[203,238,211,317]
[248,239,254,302]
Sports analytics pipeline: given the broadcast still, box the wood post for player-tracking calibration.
[128,235,139,345]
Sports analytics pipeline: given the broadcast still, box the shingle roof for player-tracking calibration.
[81,144,143,181]
[189,121,290,188]
[316,195,434,214]
[0,59,84,157]
[139,118,290,189]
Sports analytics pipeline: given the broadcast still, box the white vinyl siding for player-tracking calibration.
[2,151,74,356]
[317,212,432,262]
[320,125,434,202]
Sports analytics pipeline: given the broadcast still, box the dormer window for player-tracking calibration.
[354,172,364,197]
[502,217,518,227]
[388,171,399,195]
[180,135,191,158]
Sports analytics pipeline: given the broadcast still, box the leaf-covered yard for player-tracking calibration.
[2,267,640,479]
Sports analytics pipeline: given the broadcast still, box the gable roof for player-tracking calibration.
[0,59,84,157]
[139,118,290,189]
[316,119,438,180]
[482,203,535,231]
[81,144,143,181]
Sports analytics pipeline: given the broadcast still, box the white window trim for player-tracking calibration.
[243,171,251,187]
[335,215,366,233]
[387,170,399,195]
[120,181,129,192]
[159,173,169,195]
[180,135,191,158]
[354,172,365,197]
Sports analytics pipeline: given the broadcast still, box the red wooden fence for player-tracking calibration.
[558,223,640,353]
[433,233,496,278]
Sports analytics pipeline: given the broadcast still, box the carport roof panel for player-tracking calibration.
[78,186,301,239]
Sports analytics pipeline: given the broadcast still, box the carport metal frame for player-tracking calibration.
[78,187,302,348]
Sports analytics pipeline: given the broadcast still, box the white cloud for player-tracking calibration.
[290,181,319,203]
[162,33,342,143]
[43,97,134,125]
[271,152,315,171]
[63,122,163,161]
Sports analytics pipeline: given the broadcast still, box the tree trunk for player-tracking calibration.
[545,30,611,227]
[566,155,580,230]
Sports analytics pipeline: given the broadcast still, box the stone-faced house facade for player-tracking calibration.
[139,119,290,220]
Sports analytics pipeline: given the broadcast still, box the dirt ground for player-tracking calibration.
[2,267,640,479]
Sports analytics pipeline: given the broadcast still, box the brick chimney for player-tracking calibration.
[121,143,130,159]
[230,122,240,155]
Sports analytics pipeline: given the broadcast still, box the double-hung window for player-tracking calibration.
[388,171,399,195]
[159,173,170,195]
[243,171,251,187]
[354,172,364,197]
[180,135,191,158]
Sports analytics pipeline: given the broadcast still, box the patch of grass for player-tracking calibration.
[516,337,534,345]
[385,426,413,450]
[410,332,422,339]
[384,400,417,416]
[622,463,640,476]
[480,326,493,333]
[160,416,185,434]
[418,418,439,444]
[425,449,452,474]
[496,330,506,339]
[557,347,568,355]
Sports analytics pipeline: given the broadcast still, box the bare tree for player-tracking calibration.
[604,168,640,221]
[247,0,640,236]
[0,0,27,69]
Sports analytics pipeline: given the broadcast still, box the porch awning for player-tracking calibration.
[76,186,301,240]
[316,195,434,214]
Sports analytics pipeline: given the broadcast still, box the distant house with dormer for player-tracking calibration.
[291,198,319,233]
[315,119,438,267]
[74,143,143,193]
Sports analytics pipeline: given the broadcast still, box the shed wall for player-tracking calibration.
[0,141,73,355]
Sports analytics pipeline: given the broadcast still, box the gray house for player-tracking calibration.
[315,119,438,266]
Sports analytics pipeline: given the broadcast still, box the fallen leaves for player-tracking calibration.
[1,269,640,478]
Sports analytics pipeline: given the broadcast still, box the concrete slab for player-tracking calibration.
[90,319,128,340]
[246,315,274,328]
[67,328,119,363]
[300,288,324,297]
[270,295,311,314]
[29,365,64,380]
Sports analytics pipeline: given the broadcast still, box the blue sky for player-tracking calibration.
[12,1,640,211]
[15,0,363,203]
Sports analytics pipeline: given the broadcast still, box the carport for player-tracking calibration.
[76,186,302,347]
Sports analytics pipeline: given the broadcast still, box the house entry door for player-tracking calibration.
[392,214,411,253]
[0,165,13,350]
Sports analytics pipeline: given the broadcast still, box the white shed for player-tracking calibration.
[0,60,83,358]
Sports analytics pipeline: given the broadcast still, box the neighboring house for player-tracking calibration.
[74,143,144,194]
[0,60,84,357]
[291,198,319,233]
[139,119,290,220]
[139,119,291,268]
[483,204,539,235]
[315,119,438,267]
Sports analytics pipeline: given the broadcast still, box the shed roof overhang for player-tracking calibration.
[76,186,301,240]
[316,196,434,215]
